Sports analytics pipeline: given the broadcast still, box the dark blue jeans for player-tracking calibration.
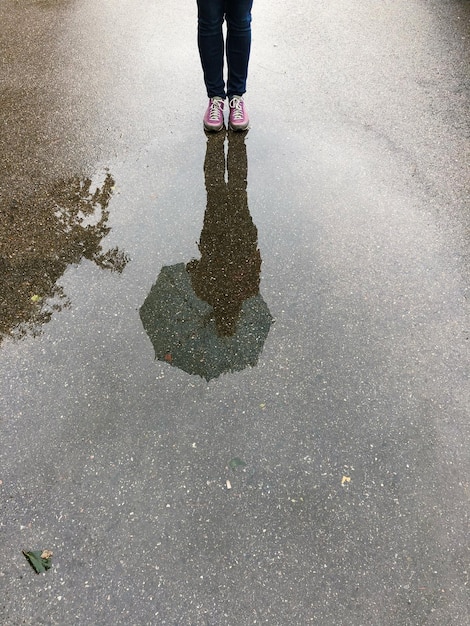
[197,0,253,100]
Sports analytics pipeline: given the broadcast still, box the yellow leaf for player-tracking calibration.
[41,550,53,559]
[341,476,351,485]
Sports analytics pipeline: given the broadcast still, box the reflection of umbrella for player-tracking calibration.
[139,263,273,381]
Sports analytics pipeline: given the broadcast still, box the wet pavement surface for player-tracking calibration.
[1,0,469,624]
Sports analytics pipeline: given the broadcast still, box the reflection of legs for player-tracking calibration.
[227,131,248,194]
[225,0,253,98]
[197,0,226,99]
[204,131,226,192]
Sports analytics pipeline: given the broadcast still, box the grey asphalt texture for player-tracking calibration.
[1,1,469,624]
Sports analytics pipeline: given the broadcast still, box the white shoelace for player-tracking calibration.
[209,99,223,120]
[229,97,244,120]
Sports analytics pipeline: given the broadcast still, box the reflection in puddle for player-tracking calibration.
[140,131,273,381]
[0,172,129,345]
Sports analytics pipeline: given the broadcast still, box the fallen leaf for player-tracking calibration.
[229,457,247,471]
[23,550,53,574]
[31,295,42,303]
[341,476,351,485]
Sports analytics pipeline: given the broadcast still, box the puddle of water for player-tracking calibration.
[0,170,130,345]
[0,2,469,625]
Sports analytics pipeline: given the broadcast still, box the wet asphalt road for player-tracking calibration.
[1,1,469,624]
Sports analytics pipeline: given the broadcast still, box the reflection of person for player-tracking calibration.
[197,0,252,132]
[140,129,271,381]
[187,131,261,336]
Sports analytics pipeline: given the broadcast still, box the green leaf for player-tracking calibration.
[229,457,247,471]
[23,550,53,574]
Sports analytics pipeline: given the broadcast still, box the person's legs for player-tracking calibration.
[197,0,226,99]
[225,0,253,99]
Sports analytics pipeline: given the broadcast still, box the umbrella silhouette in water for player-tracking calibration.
[140,131,273,381]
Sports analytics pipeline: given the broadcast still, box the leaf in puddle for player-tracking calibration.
[23,550,53,574]
[229,457,247,471]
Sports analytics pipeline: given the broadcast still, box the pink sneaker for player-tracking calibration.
[203,97,225,132]
[229,95,249,131]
